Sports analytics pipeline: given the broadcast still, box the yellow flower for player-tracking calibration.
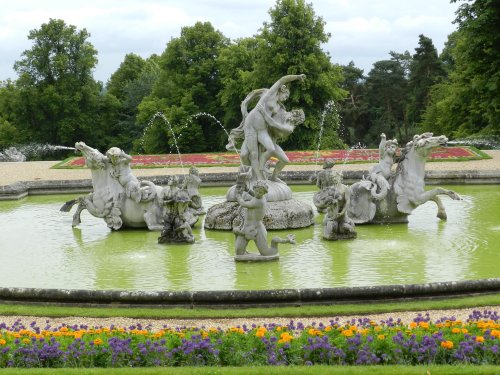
[22,338,30,344]
[461,328,468,334]
[93,338,103,346]
[59,327,69,332]
[377,334,385,340]
[440,340,454,349]
[0,339,6,345]
[418,322,429,329]
[452,328,461,334]
[324,326,332,332]
[278,332,294,343]
[341,329,354,337]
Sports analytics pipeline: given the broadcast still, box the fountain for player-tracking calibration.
[0,59,497,304]
[205,74,314,230]
[0,144,75,162]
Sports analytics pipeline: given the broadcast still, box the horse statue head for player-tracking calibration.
[75,142,107,170]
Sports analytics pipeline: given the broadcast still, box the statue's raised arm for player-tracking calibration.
[267,74,306,97]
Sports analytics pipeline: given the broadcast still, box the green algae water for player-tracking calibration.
[0,185,498,291]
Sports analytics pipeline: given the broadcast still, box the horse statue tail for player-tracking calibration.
[60,199,78,212]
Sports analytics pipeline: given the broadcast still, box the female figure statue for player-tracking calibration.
[227,74,306,181]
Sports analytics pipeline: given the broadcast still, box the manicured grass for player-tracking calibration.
[0,294,498,319]
[0,365,498,374]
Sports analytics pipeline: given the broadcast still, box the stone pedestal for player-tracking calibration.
[204,198,314,230]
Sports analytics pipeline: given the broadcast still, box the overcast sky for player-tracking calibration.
[0,0,460,83]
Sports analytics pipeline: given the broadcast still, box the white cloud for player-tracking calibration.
[0,0,459,82]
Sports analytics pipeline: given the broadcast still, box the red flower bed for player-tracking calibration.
[57,146,483,168]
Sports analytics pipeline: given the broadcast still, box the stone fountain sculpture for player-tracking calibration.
[233,180,296,261]
[61,142,200,236]
[205,74,314,230]
[158,176,195,244]
[348,132,462,224]
[314,168,356,240]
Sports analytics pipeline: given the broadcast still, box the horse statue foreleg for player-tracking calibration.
[413,188,461,220]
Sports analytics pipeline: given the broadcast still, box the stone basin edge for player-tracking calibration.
[0,278,498,308]
[1,169,499,201]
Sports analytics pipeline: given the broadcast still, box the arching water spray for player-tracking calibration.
[178,112,243,165]
[314,101,339,170]
[0,144,76,162]
[141,112,185,174]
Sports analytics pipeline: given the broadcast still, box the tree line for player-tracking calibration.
[0,0,498,156]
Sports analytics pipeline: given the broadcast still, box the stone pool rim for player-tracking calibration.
[1,169,500,200]
[0,279,499,308]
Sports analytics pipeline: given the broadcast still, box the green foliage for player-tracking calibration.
[407,35,446,125]
[106,53,146,101]
[251,0,347,150]
[337,62,369,145]
[421,0,500,138]
[137,22,229,153]
[11,19,116,149]
[363,59,409,146]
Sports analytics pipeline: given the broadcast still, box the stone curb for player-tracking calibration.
[0,279,498,308]
[1,169,499,200]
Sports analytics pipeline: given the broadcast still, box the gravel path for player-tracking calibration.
[1,150,499,186]
[1,306,498,331]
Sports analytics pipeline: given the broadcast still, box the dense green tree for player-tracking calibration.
[0,80,23,146]
[407,35,446,126]
[421,0,500,138]
[250,0,346,150]
[337,62,369,146]
[12,19,116,148]
[138,22,229,153]
[106,53,146,102]
[363,59,409,145]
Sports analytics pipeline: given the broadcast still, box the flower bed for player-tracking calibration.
[0,310,498,368]
[54,146,488,169]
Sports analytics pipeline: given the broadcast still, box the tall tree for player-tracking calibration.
[251,0,346,150]
[364,59,408,145]
[138,22,229,153]
[106,53,146,102]
[337,62,369,146]
[421,0,500,138]
[407,35,445,126]
[12,19,116,148]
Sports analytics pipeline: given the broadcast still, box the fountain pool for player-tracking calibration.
[0,184,498,292]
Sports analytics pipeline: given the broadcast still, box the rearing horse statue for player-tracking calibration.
[60,142,165,230]
[348,133,462,224]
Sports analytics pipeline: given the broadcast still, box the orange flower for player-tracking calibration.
[491,330,500,338]
[93,338,103,346]
[278,332,294,343]
[452,328,461,334]
[441,340,454,349]
[409,322,418,329]
[419,322,429,329]
[341,329,354,337]
[0,339,6,345]
[475,336,485,343]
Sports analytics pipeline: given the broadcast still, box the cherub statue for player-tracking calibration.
[315,171,356,240]
[183,166,205,215]
[312,159,337,213]
[233,180,295,261]
[367,133,398,200]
